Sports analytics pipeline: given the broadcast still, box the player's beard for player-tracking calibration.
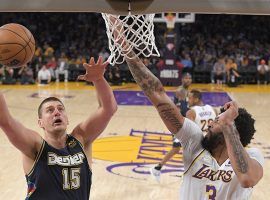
[201,130,225,152]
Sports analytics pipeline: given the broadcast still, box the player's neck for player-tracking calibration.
[183,85,189,90]
[211,144,228,165]
[195,101,204,106]
[44,131,68,149]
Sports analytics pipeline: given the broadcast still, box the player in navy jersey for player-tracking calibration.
[174,73,192,116]
[0,56,117,200]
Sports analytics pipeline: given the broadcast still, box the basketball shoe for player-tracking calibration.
[149,167,161,182]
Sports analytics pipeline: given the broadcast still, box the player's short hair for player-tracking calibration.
[38,97,64,118]
[182,72,192,79]
[190,89,202,100]
[220,107,256,147]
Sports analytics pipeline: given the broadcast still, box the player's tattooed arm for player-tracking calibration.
[223,123,263,187]
[126,54,184,134]
[156,103,183,133]
[223,124,248,173]
[126,52,164,96]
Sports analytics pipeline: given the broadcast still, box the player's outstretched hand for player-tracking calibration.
[77,56,109,82]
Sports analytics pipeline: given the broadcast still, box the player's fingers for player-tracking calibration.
[103,60,109,68]
[231,101,239,110]
[82,63,89,70]
[97,56,103,65]
[223,102,231,110]
[89,57,95,66]
[77,75,86,81]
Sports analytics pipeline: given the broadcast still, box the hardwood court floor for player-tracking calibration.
[0,82,269,200]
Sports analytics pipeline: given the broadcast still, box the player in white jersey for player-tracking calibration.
[186,89,217,135]
[177,109,264,200]
[150,90,217,182]
[111,18,264,199]
[124,51,264,200]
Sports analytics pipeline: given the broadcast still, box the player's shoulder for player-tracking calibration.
[246,147,262,154]
[191,105,200,111]
[246,147,264,166]
[204,104,217,112]
[204,104,213,109]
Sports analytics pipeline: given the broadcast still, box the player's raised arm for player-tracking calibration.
[0,92,42,159]
[72,56,117,145]
[125,54,184,134]
[108,15,184,134]
[219,102,263,187]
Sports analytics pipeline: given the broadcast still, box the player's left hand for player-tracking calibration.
[77,56,109,82]
[219,101,239,125]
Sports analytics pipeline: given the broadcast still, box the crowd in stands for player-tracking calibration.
[0,13,270,86]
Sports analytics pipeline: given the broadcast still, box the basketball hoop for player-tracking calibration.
[165,13,176,29]
[102,13,160,65]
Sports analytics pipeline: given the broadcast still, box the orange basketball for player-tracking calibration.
[0,23,35,68]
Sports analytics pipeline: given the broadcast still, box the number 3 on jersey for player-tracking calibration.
[206,185,217,200]
[62,168,81,190]
[200,119,213,132]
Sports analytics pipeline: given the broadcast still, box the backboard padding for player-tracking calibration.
[0,0,270,15]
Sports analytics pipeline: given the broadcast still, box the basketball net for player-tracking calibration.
[165,13,176,29]
[102,13,160,65]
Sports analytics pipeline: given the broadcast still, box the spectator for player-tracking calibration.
[46,56,57,80]
[241,55,250,67]
[2,66,16,85]
[257,59,269,84]
[34,46,43,58]
[67,56,85,81]
[181,53,193,74]
[55,53,69,82]
[19,65,35,85]
[43,43,54,59]
[226,58,240,84]
[38,64,51,85]
[142,58,159,77]
[211,58,226,86]
[99,47,110,61]
[108,65,121,85]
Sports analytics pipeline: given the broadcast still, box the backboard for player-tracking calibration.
[154,13,195,23]
[0,0,270,15]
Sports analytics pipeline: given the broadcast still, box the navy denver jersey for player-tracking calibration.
[174,96,189,117]
[25,135,92,200]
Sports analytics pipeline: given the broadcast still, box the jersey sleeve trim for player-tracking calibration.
[27,140,45,176]
[184,149,205,175]
[69,134,84,149]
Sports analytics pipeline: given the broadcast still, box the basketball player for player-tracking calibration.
[149,135,181,182]
[174,72,192,116]
[0,56,117,199]
[125,51,264,198]
[110,17,263,198]
[186,89,217,135]
[150,90,217,181]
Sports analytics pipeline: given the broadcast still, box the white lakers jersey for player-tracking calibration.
[192,105,217,133]
[175,118,264,200]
